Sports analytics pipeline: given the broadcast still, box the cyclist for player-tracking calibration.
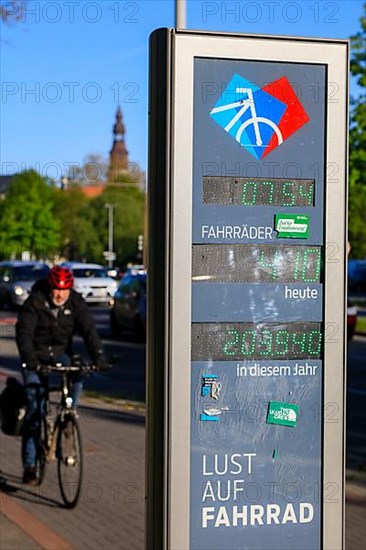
[16,265,108,485]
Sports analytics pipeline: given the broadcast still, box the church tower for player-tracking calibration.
[108,106,129,178]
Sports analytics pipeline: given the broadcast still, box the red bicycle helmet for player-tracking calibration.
[48,266,74,289]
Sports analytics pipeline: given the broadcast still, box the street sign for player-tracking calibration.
[103,251,116,261]
[147,29,348,550]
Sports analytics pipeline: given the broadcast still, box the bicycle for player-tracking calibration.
[210,86,283,148]
[31,362,99,509]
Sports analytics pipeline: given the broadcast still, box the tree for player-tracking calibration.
[0,170,60,259]
[348,3,366,257]
[0,1,26,24]
[52,167,146,264]
[89,185,145,265]
[67,154,109,184]
[53,187,101,260]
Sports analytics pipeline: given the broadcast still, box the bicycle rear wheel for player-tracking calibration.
[35,416,47,486]
[57,413,83,508]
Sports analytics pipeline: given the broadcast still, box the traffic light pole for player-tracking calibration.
[104,203,115,268]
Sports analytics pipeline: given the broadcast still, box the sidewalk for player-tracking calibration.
[0,397,145,550]
[0,513,41,550]
[1,394,365,550]
[1,469,365,549]
[345,480,366,549]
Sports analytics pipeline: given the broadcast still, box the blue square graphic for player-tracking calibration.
[210,74,287,159]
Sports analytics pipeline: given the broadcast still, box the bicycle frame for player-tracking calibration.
[42,366,81,463]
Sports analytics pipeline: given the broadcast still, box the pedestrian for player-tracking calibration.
[16,265,107,485]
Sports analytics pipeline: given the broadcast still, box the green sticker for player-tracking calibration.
[267,401,299,427]
[275,214,310,238]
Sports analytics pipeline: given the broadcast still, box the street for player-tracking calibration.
[0,307,146,402]
[0,308,365,549]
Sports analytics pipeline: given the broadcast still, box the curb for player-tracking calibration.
[345,479,366,505]
[81,394,145,417]
[0,369,145,417]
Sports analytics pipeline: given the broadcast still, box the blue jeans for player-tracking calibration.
[21,370,46,469]
[21,357,83,468]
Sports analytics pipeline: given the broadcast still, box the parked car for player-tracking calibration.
[61,262,118,305]
[0,261,50,308]
[348,259,366,293]
[347,301,358,341]
[110,267,146,341]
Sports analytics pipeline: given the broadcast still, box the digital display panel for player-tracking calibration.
[192,322,322,361]
[203,176,315,207]
[192,244,322,283]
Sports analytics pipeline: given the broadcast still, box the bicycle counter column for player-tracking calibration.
[147,29,348,550]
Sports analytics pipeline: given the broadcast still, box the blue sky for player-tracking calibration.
[1,0,364,181]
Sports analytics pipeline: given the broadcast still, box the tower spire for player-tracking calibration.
[108,106,128,178]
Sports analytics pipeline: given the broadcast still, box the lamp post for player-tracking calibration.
[61,175,69,191]
[175,0,186,28]
[104,203,115,268]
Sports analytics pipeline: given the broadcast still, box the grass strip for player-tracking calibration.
[356,316,366,335]
[82,390,145,415]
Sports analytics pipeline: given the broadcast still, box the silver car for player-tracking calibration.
[61,262,118,304]
[0,261,50,308]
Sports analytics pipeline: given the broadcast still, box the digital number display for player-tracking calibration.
[192,322,322,361]
[203,176,315,207]
[192,244,322,283]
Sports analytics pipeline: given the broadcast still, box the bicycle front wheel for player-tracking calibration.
[35,415,48,486]
[57,413,83,508]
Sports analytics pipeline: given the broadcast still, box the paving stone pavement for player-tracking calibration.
[345,483,366,550]
[0,401,145,550]
[1,399,365,550]
[0,513,42,549]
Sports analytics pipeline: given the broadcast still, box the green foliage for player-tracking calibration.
[51,172,146,265]
[349,3,366,188]
[0,171,145,264]
[356,315,366,335]
[0,171,60,259]
[109,173,140,185]
[349,4,366,257]
[350,4,366,89]
[349,186,366,258]
[88,185,145,264]
[53,187,101,260]
[349,99,366,189]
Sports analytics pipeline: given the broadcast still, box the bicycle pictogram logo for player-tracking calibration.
[210,74,309,160]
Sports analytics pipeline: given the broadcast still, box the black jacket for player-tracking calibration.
[16,281,104,367]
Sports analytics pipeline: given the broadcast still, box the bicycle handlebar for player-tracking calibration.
[36,363,109,375]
